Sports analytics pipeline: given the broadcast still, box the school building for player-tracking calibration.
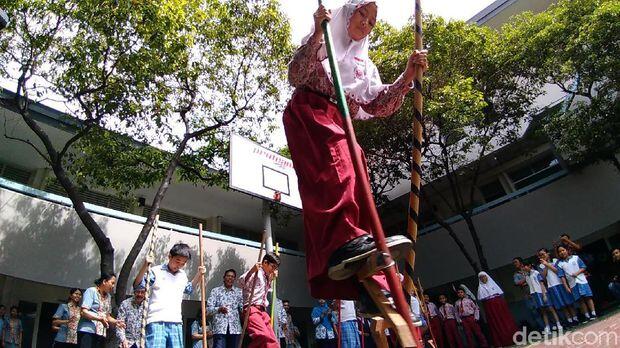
[0,0,618,346]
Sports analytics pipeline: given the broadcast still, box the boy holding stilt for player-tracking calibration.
[455,289,488,348]
[237,252,281,348]
[134,243,206,347]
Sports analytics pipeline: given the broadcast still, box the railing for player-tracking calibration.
[0,177,305,257]
[419,169,568,235]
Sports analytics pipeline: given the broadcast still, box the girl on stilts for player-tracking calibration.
[283,0,428,304]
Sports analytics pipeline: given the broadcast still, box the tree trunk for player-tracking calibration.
[16,103,115,276]
[115,136,190,304]
[463,214,489,271]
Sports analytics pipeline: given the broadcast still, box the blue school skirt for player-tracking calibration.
[571,283,593,301]
[531,293,550,309]
[547,284,574,309]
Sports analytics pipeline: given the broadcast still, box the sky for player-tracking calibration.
[279,0,498,44]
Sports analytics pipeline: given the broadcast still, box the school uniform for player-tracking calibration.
[556,255,593,301]
[477,272,518,347]
[539,260,574,309]
[237,267,278,348]
[425,302,445,348]
[524,269,550,309]
[455,298,488,348]
[439,303,463,348]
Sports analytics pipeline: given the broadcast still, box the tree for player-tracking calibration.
[357,17,540,273]
[0,0,292,301]
[503,0,620,171]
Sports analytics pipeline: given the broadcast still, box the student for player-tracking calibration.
[477,272,518,347]
[537,248,578,326]
[522,263,562,334]
[283,0,427,301]
[52,288,82,347]
[78,273,124,348]
[237,252,281,348]
[555,245,597,322]
[133,243,206,348]
[438,295,463,348]
[455,289,488,348]
[423,294,445,348]
[338,300,361,348]
[281,300,301,348]
[3,306,22,348]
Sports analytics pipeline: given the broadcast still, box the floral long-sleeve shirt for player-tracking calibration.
[115,297,144,346]
[288,35,412,119]
[206,285,243,335]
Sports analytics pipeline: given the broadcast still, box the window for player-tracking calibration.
[142,206,207,229]
[0,162,31,185]
[479,179,507,203]
[508,153,562,190]
[45,181,133,212]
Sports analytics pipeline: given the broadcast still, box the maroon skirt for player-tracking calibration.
[283,89,380,300]
[481,296,519,347]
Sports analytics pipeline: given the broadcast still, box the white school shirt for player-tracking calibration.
[339,300,357,323]
[557,255,588,288]
[146,264,193,324]
[539,259,562,287]
[525,269,545,295]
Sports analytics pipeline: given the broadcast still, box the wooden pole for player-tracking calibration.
[237,232,267,348]
[316,1,419,343]
[198,224,208,348]
[404,0,425,310]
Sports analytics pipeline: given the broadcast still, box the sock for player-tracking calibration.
[573,316,578,322]
[585,313,591,319]
[567,317,573,323]
[591,310,596,316]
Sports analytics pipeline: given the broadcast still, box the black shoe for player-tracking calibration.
[328,235,412,280]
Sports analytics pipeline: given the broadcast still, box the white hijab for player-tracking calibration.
[477,271,504,300]
[301,0,384,119]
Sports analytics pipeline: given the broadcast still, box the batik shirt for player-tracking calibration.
[288,36,412,119]
[4,318,22,344]
[311,304,336,340]
[206,285,243,334]
[438,303,458,320]
[116,297,145,346]
[454,298,480,321]
[53,302,80,344]
[274,299,289,339]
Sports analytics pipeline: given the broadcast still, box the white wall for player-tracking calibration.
[0,187,314,307]
[415,159,620,287]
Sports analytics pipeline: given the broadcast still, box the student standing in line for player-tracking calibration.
[237,252,281,348]
[191,309,214,348]
[133,243,206,348]
[52,288,82,347]
[455,289,488,348]
[522,263,562,334]
[476,272,518,347]
[438,294,463,348]
[537,248,578,327]
[311,299,337,348]
[423,294,445,348]
[78,273,125,348]
[555,246,597,323]
[609,248,620,300]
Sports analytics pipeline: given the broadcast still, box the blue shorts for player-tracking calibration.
[531,292,550,309]
[547,285,574,309]
[571,283,593,301]
[146,322,183,348]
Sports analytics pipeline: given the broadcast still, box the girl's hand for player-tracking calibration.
[405,49,429,80]
[312,5,332,39]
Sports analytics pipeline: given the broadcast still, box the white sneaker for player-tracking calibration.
[543,326,551,335]
[557,324,563,332]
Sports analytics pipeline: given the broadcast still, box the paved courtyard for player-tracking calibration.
[519,307,620,347]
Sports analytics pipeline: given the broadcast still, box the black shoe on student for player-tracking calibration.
[327,235,412,280]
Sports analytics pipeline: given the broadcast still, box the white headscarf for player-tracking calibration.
[301,0,384,119]
[477,271,504,300]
